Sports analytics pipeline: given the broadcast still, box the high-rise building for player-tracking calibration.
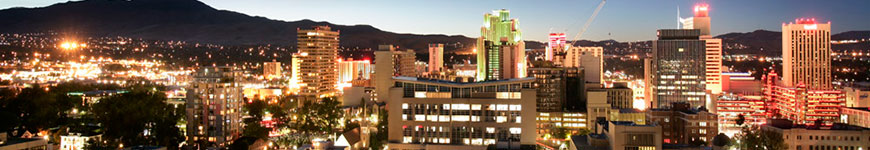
[564,46,603,83]
[682,4,724,95]
[528,61,566,112]
[782,18,832,90]
[373,45,417,102]
[546,33,567,61]
[476,9,526,81]
[186,66,244,148]
[386,77,537,149]
[263,61,282,80]
[648,29,707,108]
[428,44,444,73]
[296,26,340,98]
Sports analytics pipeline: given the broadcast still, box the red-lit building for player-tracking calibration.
[762,72,845,125]
[546,33,567,62]
[716,94,766,135]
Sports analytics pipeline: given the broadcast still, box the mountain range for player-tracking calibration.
[1,0,868,56]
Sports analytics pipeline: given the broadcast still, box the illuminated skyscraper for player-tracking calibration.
[546,33,567,61]
[428,44,444,73]
[296,26,339,98]
[648,29,707,108]
[338,58,372,82]
[782,18,832,90]
[476,9,526,81]
[682,4,723,94]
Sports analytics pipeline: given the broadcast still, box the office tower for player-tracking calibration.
[564,46,603,83]
[186,66,244,148]
[782,18,832,90]
[546,33,567,61]
[289,53,304,93]
[763,119,870,150]
[528,61,566,112]
[681,4,725,94]
[338,58,373,83]
[647,102,718,146]
[476,9,526,81]
[263,61,282,80]
[373,45,416,102]
[386,77,537,149]
[649,29,706,108]
[428,44,444,73]
[296,26,339,98]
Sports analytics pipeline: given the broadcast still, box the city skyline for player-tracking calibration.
[2,0,869,42]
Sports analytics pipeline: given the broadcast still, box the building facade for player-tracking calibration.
[186,66,244,148]
[428,44,444,74]
[338,58,372,83]
[763,119,870,150]
[841,107,870,128]
[763,72,845,125]
[649,29,707,108]
[386,77,537,149]
[647,103,718,146]
[476,9,526,81]
[563,46,603,83]
[263,61,282,80]
[546,33,567,62]
[782,18,832,90]
[843,84,870,107]
[296,26,340,98]
[528,64,566,112]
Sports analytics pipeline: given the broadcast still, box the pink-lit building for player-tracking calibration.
[763,72,845,125]
[546,32,567,61]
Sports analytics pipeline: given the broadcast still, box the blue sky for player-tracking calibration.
[2,0,869,42]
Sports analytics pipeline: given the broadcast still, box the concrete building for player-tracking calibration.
[841,107,870,128]
[763,119,870,150]
[586,86,634,131]
[386,77,537,149]
[762,72,845,125]
[428,44,444,74]
[528,61,567,112]
[564,46,603,83]
[648,29,707,109]
[609,108,647,125]
[600,121,663,150]
[648,103,718,146]
[476,9,526,81]
[296,26,340,98]
[263,61,282,80]
[782,18,832,90]
[843,83,870,107]
[186,66,244,148]
[374,45,417,102]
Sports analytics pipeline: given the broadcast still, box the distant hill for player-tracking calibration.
[0,0,480,52]
[716,30,870,57]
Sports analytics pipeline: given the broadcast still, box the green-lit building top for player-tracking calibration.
[476,9,526,81]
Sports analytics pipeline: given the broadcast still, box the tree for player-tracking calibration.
[549,126,569,139]
[735,127,787,150]
[83,139,119,150]
[712,133,731,147]
[1,85,76,137]
[736,114,746,126]
[90,90,183,148]
[291,97,343,134]
[369,108,388,150]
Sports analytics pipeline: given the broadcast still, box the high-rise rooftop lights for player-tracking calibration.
[694,4,709,17]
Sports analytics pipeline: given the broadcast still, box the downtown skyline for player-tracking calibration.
[2,0,870,42]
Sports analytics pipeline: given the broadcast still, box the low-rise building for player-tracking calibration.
[601,121,662,150]
[60,132,102,150]
[648,102,718,146]
[763,119,870,150]
[841,107,870,128]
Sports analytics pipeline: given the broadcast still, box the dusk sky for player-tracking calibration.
[3,0,869,42]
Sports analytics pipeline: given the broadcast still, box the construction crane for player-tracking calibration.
[569,0,607,46]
